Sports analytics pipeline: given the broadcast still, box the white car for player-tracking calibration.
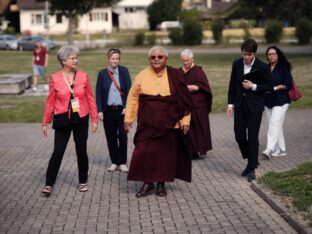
[158,21,181,31]
[0,34,18,50]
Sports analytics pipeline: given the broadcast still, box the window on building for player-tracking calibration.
[31,14,44,24]
[125,7,134,13]
[89,12,108,22]
[56,14,62,23]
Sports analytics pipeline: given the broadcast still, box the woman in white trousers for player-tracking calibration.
[262,46,293,158]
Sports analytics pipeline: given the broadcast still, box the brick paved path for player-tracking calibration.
[0,109,311,233]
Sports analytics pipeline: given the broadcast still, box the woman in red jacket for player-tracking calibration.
[41,45,98,196]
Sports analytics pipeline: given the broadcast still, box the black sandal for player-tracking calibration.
[41,186,52,196]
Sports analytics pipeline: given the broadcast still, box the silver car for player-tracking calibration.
[17,35,56,50]
[0,34,18,50]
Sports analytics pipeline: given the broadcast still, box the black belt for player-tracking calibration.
[107,105,123,110]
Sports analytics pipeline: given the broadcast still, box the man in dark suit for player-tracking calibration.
[227,39,273,182]
[96,48,132,173]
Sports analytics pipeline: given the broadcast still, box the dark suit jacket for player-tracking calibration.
[96,65,132,112]
[228,58,273,113]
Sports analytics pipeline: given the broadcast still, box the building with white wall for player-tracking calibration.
[112,0,155,30]
[18,0,112,35]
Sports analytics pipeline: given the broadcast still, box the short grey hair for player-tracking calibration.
[57,46,79,67]
[181,49,194,59]
[148,46,168,58]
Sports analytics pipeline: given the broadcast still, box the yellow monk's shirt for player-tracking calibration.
[125,66,190,127]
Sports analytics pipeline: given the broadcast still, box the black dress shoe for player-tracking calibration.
[155,183,167,197]
[247,170,256,182]
[136,183,155,198]
[241,166,250,177]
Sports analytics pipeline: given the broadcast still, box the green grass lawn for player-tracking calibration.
[258,162,312,226]
[0,50,312,123]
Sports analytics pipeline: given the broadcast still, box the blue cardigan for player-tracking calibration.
[96,65,132,112]
[265,66,292,108]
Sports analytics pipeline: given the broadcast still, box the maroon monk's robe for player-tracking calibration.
[179,65,213,156]
[127,67,192,183]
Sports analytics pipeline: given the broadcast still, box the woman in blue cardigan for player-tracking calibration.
[96,49,132,172]
[262,46,293,158]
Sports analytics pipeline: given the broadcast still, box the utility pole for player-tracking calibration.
[86,15,90,49]
[44,0,50,39]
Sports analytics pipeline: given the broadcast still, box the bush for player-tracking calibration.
[169,28,184,45]
[295,18,312,45]
[183,20,203,45]
[146,33,156,46]
[134,31,145,46]
[211,20,224,44]
[4,26,15,34]
[265,20,283,43]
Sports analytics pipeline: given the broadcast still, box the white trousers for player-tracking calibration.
[264,104,289,152]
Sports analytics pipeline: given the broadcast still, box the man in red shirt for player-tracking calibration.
[32,41,49,92]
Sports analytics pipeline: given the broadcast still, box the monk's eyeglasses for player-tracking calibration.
[150,55,164,60]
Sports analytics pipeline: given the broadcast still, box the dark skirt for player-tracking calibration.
[127,129,191,183]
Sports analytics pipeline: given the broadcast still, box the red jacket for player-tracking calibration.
[43,70,98,125]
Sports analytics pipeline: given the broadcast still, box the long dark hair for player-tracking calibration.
[266,45,292,71]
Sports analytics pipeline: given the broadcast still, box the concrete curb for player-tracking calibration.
[251,181,312,234]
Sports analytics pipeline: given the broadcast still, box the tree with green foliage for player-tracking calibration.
[169,9,203,46]
[231,0,312,26]
[179,9,201,22]
[36,0,114,44]
[147,0,182,30]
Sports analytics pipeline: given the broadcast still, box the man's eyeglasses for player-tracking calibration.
[150,55,164,60]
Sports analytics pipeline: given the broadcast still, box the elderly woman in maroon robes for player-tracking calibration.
[179,49,213,159]
[124,46,192,198]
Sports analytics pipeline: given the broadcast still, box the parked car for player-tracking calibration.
[17,35,56,51]
[157,21,181,31]
[0,34,18,50]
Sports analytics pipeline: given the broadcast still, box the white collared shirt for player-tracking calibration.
[243,57,255,74]
[107,66,123,106]
[243,57,257,91]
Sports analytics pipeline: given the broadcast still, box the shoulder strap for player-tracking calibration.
[106,68,125,96]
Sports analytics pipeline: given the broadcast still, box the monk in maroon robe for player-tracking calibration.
[180,49,213,159]
[124,46,192,198]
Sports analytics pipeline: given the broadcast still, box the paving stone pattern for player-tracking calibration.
[0,109,311,234]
